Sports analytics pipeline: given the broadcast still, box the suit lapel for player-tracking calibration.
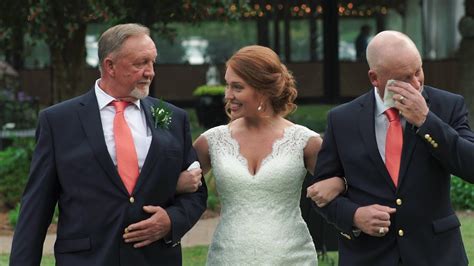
[398,87,431,187]
[358,90,397,191]
[132,98,165,194]
[77,89,129,195]
[398,122,417,187]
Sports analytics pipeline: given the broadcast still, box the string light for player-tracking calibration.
[317,5,323,14]
[231,1,400,19]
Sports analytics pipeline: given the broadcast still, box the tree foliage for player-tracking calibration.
[0,0,28,69]
[0,0,250,103]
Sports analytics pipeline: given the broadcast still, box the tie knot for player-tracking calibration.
[111,101,130,113]
[385,108,400,122]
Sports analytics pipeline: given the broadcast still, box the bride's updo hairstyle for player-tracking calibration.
[226,45,297,116]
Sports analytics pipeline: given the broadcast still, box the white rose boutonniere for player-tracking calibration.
[151,99,173,129]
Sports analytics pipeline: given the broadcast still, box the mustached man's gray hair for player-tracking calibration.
[98,23,150,73]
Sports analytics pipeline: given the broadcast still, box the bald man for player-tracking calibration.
[309,30,474,265]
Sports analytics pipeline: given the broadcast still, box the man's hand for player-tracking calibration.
[386,81,429,127]
[353,204,396,237]
[123,205,171,248]
[307,177,345,207]
[176,168,203,194]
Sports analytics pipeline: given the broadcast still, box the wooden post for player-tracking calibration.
[458,0,474,125]
[322,0,340,103]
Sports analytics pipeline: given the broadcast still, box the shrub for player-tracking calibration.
[288,104,333,133]
[0,90,39,130]
[193,85,225,96]
[0,137,35,209]
[8,203,20,227]
[8,203,59,228]
[451,176,474,210]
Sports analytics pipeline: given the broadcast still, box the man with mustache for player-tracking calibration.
[10,23,207,266]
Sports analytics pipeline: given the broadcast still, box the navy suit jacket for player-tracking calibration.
[10,89,207,266]
[314,86,474,266]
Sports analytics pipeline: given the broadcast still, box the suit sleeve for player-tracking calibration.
[165,112,207,243]
[10,111,60,266]
[312,110,360,235]
[416,95,474,183]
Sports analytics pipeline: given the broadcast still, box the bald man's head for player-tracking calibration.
[366,31,421,72]
[366,31,424,97]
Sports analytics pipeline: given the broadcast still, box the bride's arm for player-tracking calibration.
[304,136,346,207]
[176,135,212,194]
[193,135,212,175]
[304,136,323,176]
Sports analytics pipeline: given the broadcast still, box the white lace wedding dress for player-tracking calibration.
[203,124,319,266]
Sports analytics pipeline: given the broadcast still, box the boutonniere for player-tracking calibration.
[150,99,173,129]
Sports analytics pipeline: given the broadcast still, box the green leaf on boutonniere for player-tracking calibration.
[150,99,173,129]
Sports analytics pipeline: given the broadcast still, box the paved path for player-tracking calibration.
[0,217,219,254]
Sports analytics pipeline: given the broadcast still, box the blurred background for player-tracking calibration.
[1,1,473,265]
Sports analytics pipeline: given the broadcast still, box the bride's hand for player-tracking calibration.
[176,168,203,194]
[306,176,346,207]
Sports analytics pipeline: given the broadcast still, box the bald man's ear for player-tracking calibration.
[368,70,378,88]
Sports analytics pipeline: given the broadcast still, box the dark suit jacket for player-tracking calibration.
[314,86,474,266]
[10,89,207,266]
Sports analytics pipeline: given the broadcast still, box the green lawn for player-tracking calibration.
[460,212,474,260]
[1,213,472,266]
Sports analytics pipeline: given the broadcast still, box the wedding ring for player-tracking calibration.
[379,227,385,235]
[399,96,405,101]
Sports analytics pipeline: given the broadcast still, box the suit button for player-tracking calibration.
[396,198,402,206]
[424,134,430,140]
[129,197,135,203]
[398,229,404,237]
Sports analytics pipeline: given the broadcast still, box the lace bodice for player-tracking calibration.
[203,124,319,266]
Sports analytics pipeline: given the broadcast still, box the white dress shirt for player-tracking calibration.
[95,79,152,172]
[374,87,406,163]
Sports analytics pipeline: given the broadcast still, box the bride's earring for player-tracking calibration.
[257,103,263,111]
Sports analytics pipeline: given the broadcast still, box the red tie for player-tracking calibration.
[111,101,139,195]
[385,108,403,187]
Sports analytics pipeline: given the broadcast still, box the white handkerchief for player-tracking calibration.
[383,79,396,108]
[187,161,200,171]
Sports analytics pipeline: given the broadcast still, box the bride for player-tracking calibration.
[181,45,345,265]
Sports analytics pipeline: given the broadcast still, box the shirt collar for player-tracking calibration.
[94,79,141,110]
[374,87,390,117]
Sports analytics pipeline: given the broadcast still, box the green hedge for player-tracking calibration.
[451,176,474,210]
[287,104,333,133]
[8,202,59,228]
[0,138,34,209]
[192,85,225,96]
